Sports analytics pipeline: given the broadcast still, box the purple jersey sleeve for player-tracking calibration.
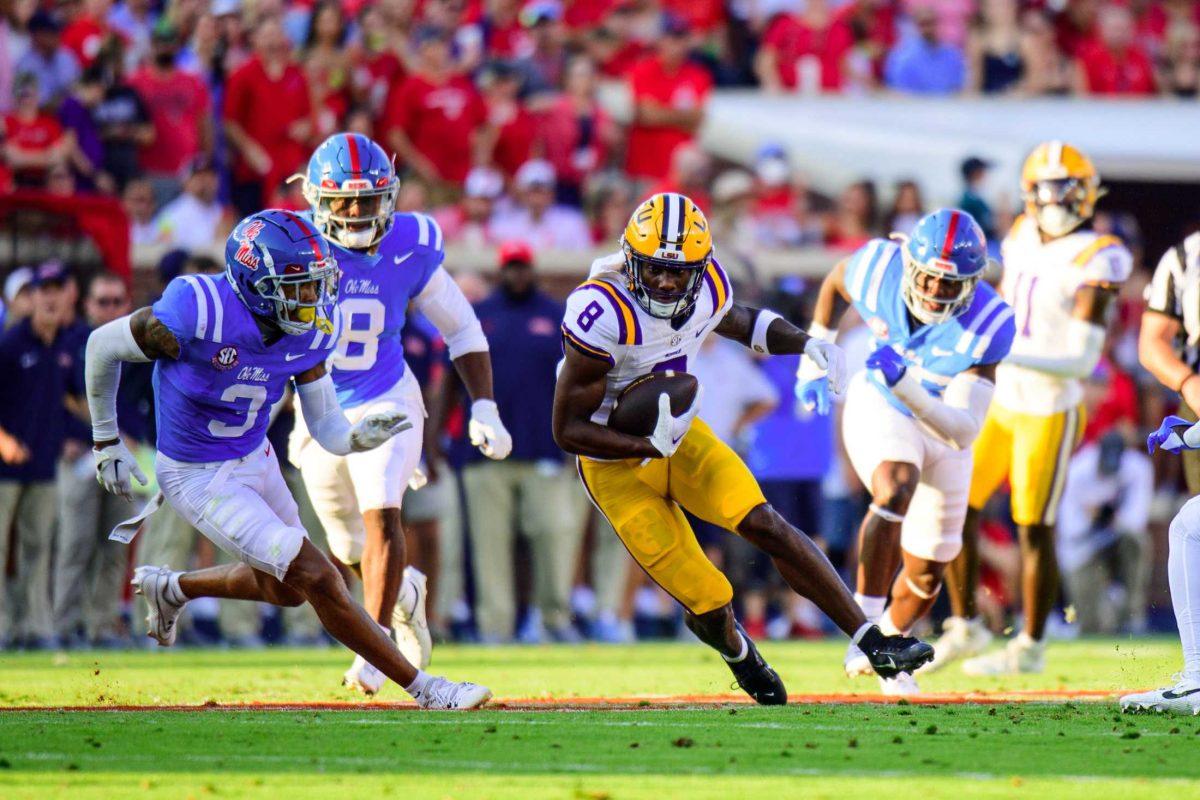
[151,276,201,351]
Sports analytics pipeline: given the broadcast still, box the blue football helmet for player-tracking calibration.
[894,208,989,325]
[224,209,340,336]
[296,132,399,250]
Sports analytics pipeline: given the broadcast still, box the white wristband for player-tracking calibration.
[750,310,782,354]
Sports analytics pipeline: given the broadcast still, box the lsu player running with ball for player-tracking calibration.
[934,142,1132,676]
[289,133,512,695]
[552,193,934,703]
[797,208,1015,695]
[84,210,490,709]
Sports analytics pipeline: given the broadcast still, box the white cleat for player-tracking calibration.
[844,641,873,678]
[1121,674,1200,715]
[918,616,993,675]
[411,676,492,710]
[879,671,920,696]
[962,635,1045,677]
[343,655,387,696]
[131,565,186,647]
[392,566,432,669]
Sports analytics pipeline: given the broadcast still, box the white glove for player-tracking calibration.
[469,399,513,460]
[803,338,849,396]
[408,466,428,491]
[647,386,703,458]
[349,411,412,452]
[93,441,148,501]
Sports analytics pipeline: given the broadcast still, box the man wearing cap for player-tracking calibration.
[2,268,35,330]
[489,159,590,252]
[15,11,81,108]
[434,166,504,249]
[624,13,712,183]
[128,18,213,206]
[0,263,79,649]
[461,242,583,642]
[152,157,233,252]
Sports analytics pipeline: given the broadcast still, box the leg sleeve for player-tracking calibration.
[578,456,732,616]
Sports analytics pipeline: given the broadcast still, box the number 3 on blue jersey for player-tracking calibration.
[331,298,387,371]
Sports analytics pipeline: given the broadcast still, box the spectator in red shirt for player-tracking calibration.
[129,20,213,206]
[1072,4,1157,95]
[624,14,712,183]
[60,0,113,69]
[648,143,712,215]
[538,55,617,206]
[302,0,352,142]
[825,179,878,250]
[479,60,536,179]
[222,17,313,216]
[382,25,488,187]
[434,165,504,248]
[3,74,73,190]
[584,11,648,79]
[349,4,407,117]
[832,0,898,82]
[755,0,854,93]
[482,0,528,59]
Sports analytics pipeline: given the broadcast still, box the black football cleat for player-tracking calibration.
[857,624,935,679]
[725,622,787,705]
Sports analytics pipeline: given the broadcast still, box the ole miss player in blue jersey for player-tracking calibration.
[796,209,1016,696]
[84,210,491,709]
[290,133,511,694]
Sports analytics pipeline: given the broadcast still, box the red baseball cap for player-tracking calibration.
[497,240,534,267]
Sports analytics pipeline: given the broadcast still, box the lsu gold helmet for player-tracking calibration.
[622,192,713,319]
[1021,141,1102,238]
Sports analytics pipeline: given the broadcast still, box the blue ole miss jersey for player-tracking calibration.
[310,211,444,408]
[845,238,1016,416]
[151,273,343,463]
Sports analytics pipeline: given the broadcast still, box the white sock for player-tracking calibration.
[879,609,905,636]
[167,573,188,605]
[405,669,432,696]
[1169,504,1200,681]
[721,631,750,663]
[854,593,886,622]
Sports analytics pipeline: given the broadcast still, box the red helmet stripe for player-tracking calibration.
[346,135,362,175]
[282,210,325,262]
[940,211,961,260]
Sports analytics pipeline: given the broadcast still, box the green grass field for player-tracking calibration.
[1,638,1196,799]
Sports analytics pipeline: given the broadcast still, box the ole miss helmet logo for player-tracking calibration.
[234,220,266,270]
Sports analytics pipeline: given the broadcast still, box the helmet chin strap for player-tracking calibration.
[336,226,377,249]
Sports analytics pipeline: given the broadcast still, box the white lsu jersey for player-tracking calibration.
[560,253,734,425]
[995,214,1132,414]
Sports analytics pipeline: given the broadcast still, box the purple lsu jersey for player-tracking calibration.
[151,273,343,462]
[317,211,443,408]
[845,237,1016,417]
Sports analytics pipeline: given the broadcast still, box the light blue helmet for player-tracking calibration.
[224,209,339,336]
[895,208,988,325]
[298,132,399,251]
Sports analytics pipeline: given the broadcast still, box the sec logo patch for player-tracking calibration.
[212,346,239,370]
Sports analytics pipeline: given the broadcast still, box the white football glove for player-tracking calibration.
[647,386,703,458]
[802,338,849,396]
[93,441,148,501]
[408,466,428,491]
[469,399,513,460]
[349,411,412,452]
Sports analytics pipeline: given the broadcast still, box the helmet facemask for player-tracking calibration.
[304,179,397,251]
[255,256,340,336]
[1025,177,1092,238]
[623,242,708,320]
[900,248,978,326]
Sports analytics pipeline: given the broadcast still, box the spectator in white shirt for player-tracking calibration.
[1057,431,1154,635]
[152,157,232,253]
[488,159,591,252]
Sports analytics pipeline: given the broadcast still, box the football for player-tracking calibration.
[607,371,699,437]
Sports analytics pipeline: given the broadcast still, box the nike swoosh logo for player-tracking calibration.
[394,252,413,266]
[284,353,305,362]
[1162,687,1200,699]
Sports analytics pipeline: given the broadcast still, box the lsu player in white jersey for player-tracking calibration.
[797,208,1015,695]
[289,133,512,695]
[552,192,935,703]
[934,142,1133,676]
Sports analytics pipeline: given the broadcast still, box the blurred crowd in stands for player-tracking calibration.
[0,0,1196,651]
